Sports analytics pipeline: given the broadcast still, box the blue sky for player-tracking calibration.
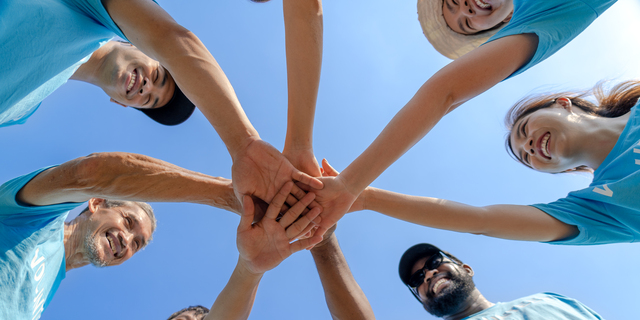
[2,0,640,319]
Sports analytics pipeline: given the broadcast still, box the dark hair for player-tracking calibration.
[167,305,210,320]
[505,80,640,173]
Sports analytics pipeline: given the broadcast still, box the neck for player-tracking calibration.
[69,42,113,87]
[442,289,494,320]
[63,219,90,271]
[578,112,630,170]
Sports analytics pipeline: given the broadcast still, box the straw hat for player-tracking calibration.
[417,0,503,59]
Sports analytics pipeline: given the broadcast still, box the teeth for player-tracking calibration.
[541,133,550,158]
[127,72,136,91]
[107,234,115,256]
[433,278,448,294]
[474,0,490,9]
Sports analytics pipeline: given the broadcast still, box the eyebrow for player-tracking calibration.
[124,211,150,248]
[444,0,455,13]
[150,68,168,109]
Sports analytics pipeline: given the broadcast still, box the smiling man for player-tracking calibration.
[399,243,604,320]
[0,151,262,320]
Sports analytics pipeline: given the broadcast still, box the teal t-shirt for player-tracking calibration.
[464,293,602,320]
[534,104,640,245]
[0,0,129,127]
[0,167,83,320]
[485,0,617,80]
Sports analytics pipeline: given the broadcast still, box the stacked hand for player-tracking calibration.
[232,139,323,218]
[236,181,323,275]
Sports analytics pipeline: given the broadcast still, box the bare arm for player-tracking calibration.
[312,34,539,235]
[207,183,323,320]
[310,228,375,320]
[282,0,323,177]
[362,187,578,242]
[16,152,240,213]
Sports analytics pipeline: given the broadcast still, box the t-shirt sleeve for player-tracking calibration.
[532,196,634,245]
[0,166,84,224]
[65,0,161,42]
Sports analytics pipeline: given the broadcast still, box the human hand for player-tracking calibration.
[283,145,322,178]
[321,159,365,213]
[306,172,358,240]
[236,182,323,275]
[231,139,323,210]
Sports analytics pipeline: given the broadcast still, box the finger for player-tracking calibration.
[321,159,340,177]
[265,181,293,220]
[285,207,322,240]
[279,192,316,228]
[295,181,311,192]
[290,183,308,199]
[289,235,323,254]
[313,225,329,240]
[292,170,323,190]
[238,195,255,232]
[292,221,316,241]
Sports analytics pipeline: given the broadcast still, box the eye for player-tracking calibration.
[452,0,458,5]
[466,19,473,31]
[523,153,530,165]
[144,97,151,106]
[126,216,133,228]
[154,68,159,83]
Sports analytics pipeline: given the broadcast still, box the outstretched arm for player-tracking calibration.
[321,159,576,242]
[310,226,375,320]
[206,183,323,320]
[17,152,240,212]
[311,34,539,235]
[103,0,322,205]
[282,0,323,177]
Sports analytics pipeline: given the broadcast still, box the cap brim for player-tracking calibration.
[136,86,196,126]
[399,243,442,284]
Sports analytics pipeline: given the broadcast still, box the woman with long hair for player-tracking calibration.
[310,0,621,235]
[324,80,640,245]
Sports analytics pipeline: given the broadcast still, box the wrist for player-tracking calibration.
[229,135,261,162]
[236,257,266,279]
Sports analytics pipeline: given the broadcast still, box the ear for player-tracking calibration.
[109,98,128,108]
[462,264,474,277]
[88,198,105,214]
[556,97,572,111]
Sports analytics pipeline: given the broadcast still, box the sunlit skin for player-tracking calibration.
[70,41,176,109]
[63,198,153,271]
[172,310,205,320]
[442,0,513,35]
[509,98,629,173]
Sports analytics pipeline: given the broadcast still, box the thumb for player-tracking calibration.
[238,195,255,231]
[321,159,340,177]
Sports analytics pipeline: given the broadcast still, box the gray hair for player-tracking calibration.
[78,199,157,237]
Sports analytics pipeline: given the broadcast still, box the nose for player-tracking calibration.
[121,232,133,252]
[524,136,535,155]
[138,76,154,95]
[461,0,475,16]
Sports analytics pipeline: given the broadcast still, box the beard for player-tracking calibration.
[84,233,108,268]
[423,269,475,317]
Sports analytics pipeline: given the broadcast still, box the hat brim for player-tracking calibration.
[398,243,442,285]
[136,86,196,126]
[417,0,499,59]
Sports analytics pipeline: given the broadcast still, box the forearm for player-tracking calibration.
[363,187,577,242]
[104,0,259,158]
[18,152,241,213]
[206,259,263,320]
[283,0,323,150]
[310,235,375,320]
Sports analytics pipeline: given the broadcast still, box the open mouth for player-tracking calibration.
[537,132,551,160]
[125,69,138,96]
[106,232,120,257]
[473,0,491,10]
[431,277,450,296]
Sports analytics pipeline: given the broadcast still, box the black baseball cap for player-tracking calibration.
[398,243,443,285]
[136,85,196,126]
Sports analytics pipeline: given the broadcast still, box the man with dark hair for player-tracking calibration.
[0,151,264,320]
[398,243,604,319]
[167,305,210,320]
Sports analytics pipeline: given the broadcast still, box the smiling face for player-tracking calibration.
[442,0,513,35]
[410,255,475,317]
[81,198,153,267]
[508,99,587,173]
[99,42,176,110]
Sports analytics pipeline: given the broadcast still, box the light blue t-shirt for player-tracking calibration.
[464,293,602,320]
[533,104,640,245]
[485,0,617,80]
[0,0,130,127]
[0,167,83,320]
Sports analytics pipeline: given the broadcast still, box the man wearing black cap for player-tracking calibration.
[399,243,604,319]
